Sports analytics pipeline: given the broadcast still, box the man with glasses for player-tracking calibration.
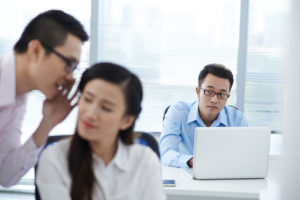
[159,64,248,168]
[0,10,88,187]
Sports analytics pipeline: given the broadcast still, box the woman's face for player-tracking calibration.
[77,79,134,143]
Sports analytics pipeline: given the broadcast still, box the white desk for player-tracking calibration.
[162,158,281,200]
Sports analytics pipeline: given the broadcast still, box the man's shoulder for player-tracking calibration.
[223,105,248,126]
[171,100,196,112]
[0,53,19,107]
[164,100,197,121]
[223,105,245,118]
[224,105,242,113]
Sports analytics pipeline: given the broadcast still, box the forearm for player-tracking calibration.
[161,148,193,168]
[33,119,56,148]
[160,134,193,168]
[0,119,57,187]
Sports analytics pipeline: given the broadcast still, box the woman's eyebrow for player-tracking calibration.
[84,91,95,97]
[102,99,116,106]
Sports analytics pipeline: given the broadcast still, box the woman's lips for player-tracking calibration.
[82,121,95,129]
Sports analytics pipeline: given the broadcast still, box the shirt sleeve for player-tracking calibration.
[142,149,166,200]
[0,136,42,187]
[159,104,193,168]
[36,146,71,200]
[0,100,43,187]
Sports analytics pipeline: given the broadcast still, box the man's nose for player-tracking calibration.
[210,94,219,103]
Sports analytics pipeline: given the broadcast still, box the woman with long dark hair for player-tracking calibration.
[36,62,165,200]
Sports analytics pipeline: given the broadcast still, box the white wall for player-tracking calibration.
[280,0,300,199]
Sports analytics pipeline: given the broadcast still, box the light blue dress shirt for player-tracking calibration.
[159,100,248,168]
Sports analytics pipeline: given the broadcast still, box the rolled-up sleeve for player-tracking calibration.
[159,105,193,168]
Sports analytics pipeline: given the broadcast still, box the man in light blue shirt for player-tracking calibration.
[159,64,248,168]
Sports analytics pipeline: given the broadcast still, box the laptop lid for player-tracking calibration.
[193,127,271,180]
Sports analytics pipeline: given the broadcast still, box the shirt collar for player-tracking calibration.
[92,139,129,172]
[187,100,205,125]
[211,107,228,127]
[187,100,228,127]
[0,53,16,107]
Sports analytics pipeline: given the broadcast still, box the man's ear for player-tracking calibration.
[196,86,200,96]
[120,115,136,130]
[27,40,43,62]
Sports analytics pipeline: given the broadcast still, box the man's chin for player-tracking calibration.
[206,106,218,112]
[205,109,220,117]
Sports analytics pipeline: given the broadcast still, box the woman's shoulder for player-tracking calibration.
[37,137,72,186]
[40,137,72,162]
[125,143,160,166]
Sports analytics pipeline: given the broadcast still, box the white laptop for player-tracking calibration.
[192,127,271,180]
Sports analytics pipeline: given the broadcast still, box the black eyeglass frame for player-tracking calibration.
[199,87,230,100]
[41,42,78,73]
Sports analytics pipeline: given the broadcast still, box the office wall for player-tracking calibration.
[280,0,300,199]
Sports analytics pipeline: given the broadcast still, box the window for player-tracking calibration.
[244,0,290,131]
[93,0,241,131]
[92,0,290,132]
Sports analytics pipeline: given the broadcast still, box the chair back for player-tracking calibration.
[163,105,170,121]
[135,132,160,159]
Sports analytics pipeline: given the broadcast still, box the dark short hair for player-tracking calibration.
[14,10,88,53]
[198,63,234,91]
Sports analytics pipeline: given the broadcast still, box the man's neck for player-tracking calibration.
[15,53,34,96]
[203,120,213,127]
[199,110,217,127]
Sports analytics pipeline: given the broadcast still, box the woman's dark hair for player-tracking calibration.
[14,9,88,53]
[198,63,234,91]
[68,62,143,200]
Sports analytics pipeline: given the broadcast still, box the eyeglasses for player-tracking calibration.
[199,87,230,100]
[41,42,78,73]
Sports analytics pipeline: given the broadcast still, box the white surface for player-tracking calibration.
[0,193,33,200]
[280,1,300,199]
[162,158,281,199]
[269,134,282,158]
[193,127,271,179]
